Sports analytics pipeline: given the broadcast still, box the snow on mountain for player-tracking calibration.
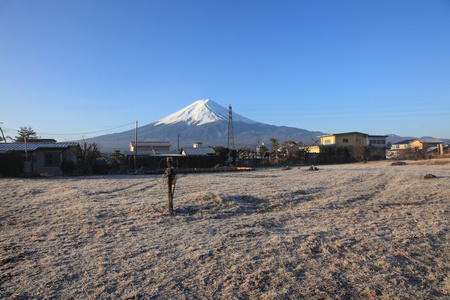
[154,99,259,126]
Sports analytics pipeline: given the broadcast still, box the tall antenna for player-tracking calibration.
[227,104,235,150]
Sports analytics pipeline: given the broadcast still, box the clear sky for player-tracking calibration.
[1,0,449,141]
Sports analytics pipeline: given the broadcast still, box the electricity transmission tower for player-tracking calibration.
[227,104,235,150]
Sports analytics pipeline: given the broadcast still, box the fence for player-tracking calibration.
[128,155,222,170]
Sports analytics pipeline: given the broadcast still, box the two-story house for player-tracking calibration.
[318,132,369,147]
[388,138,444,158]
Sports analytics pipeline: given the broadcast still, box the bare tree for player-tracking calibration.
[270,138,279,152]
[76,141,102,174]
[351,144,367,162]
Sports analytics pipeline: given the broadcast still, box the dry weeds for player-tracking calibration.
[1,159,449,299]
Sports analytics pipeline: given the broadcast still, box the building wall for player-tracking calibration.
[410,140,424,150]
[27,150,77,176]
[129,143,170,152]
[130,146,170,152]
[320,135,336,146]
[301,145,320,153]
[368,137,387,147]
[391,143,410,150]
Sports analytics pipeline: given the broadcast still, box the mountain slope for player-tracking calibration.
[85,99,325,152]
[155,99,258,126]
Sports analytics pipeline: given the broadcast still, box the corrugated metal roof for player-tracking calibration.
[182,148,216,156]
[0,143,79,152]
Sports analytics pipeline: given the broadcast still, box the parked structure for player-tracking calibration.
[0,142,79,176]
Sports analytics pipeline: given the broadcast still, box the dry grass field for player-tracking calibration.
[1,159,449,299]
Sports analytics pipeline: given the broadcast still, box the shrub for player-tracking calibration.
[60,160,76,175]
[0,151,24,177]
[76,142,102,175]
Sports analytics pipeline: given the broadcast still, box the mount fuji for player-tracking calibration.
[85,99,325,152]
[154,99,258,126]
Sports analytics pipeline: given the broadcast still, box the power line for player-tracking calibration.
[2,122,136,137]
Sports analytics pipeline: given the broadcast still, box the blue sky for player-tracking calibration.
[1,0,449,142]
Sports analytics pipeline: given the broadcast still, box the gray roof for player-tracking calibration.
[130,141,171,147]
[0,142,79,152]
[182,148,216,156]
[318,132,369,137]
[393,140,413,145]
[415,138,443,144]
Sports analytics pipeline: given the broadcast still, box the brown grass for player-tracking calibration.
[1,159,449,299]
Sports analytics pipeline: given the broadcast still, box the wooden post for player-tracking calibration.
[166,157,176,213]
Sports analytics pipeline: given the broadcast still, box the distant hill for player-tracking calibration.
[84,99,325,152]
[83,99,449,152]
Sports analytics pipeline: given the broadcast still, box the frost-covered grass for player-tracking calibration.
[1,159,449,299]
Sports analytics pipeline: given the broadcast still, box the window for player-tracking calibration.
[343,139,349,143]
[45,153,62,166]
[324,139,331,145]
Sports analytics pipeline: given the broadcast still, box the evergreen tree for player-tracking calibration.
[14,126,39,142]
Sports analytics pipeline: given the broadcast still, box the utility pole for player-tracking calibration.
[24,137,29,176]
[134,120,138,170]
[227,105,235,164]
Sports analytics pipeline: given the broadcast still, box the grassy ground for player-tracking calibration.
[1,159,449,299]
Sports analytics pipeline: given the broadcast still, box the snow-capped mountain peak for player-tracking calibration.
[154,99,258,126]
